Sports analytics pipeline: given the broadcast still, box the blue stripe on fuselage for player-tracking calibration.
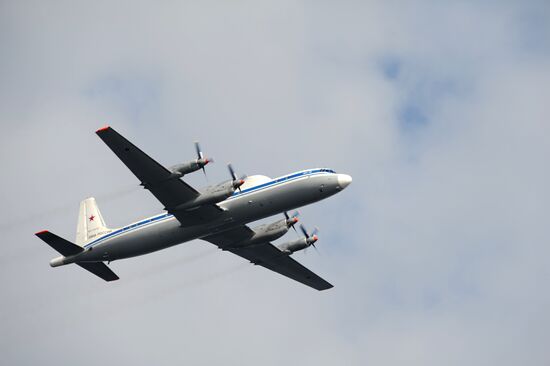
[84,169,333,249]
[227,169,328,199]
[83,213,172,248]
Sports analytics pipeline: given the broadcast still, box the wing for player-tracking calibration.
[202,226,333,291]
[96,126,224,226]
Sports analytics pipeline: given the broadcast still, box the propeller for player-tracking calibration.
[227,163,245,191]
[300,224,320,252]
[194,141,213,178]
[284,211,300,232]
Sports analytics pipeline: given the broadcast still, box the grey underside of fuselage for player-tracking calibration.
[76,173,340,263]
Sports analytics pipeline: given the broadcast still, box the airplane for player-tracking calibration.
[35,126,352,290]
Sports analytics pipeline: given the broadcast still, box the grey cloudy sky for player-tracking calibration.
[1,1,549,365]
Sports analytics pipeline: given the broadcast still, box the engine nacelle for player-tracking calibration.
[277,235,316,254]
[227,215,299,248]
[174,186,231,211]
[237,221,289,247]
[169,158,209,177]
[278,226,319,255]
[172,179,244,211]
[173,190,230,211]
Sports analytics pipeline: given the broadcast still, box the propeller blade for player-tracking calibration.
[194,141,212,182]
[228,163,237,181]
[194,141,203,160]
[228,163,243,192]
[300,224,309,238]
[284,211,299,232]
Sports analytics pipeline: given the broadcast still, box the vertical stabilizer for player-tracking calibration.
[76,197,112,246]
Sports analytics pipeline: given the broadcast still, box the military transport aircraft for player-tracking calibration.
[35,126,352,290]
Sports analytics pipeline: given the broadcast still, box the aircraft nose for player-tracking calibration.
[337,174,352,189]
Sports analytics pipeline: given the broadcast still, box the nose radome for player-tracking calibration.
[337,174,352,189]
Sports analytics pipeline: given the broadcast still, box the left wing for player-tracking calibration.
[96,126,225,226]
[202,225,333,291]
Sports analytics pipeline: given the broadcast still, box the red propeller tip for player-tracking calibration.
[293,217,299,223]
[312,235,318,242]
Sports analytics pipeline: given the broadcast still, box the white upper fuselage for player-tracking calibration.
[57,169,351,265]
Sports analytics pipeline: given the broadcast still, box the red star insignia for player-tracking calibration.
[89,215,95,221]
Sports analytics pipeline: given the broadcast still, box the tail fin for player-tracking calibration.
[76,197,113,245]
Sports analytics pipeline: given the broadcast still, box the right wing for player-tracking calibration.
[96,126,225,226]
[203,225,333,291]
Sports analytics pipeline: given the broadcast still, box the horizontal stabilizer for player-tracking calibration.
[77,262,119,282]
[35,230,83,256]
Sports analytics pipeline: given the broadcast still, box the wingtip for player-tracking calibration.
[35,230,49,236]
[96,125,111,133]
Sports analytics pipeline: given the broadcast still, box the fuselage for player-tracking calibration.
[53,169,351,266]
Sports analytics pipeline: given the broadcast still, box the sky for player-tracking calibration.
[1,1,549,365]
